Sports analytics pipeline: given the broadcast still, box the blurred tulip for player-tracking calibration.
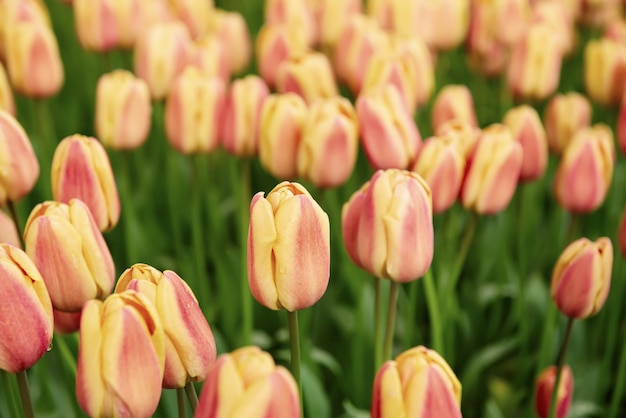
[276,51,338,104]
[579,0,622,27]
[551,237,613,318]
[465,0,510,76]
[0,0,51,60]
[431,85,478,133]
[342,169,433,282]
[186,34,230,82]
[248,182,330,311]
[265,0,317,46]
[0,111,39,206]
[169,0,213,39]
[553,124,614,213]
[207,9,251,74]
[534,365,574,418]
[0,62,15,115]
[502,105,548,182]
[544,92,592,154]
[142,0,177,27]
[24,199,115,312]
[435,118,481,158]
[0,243,53,373]
[0,210,20,247]
[620,91,626,156]
[371,345,462,418]
[256,23,309,89]
[53,308,81,334]
[313,0,362,47]
[76,291,165,418]
[532,0,575,56]
[95,69,152,150]
[495,0,531,46]
[618,207,626,258]
[584,37,626,106]
[366,0,393,29]
[297,96,359,188]
[195,346,300,418]
[604,17,626,44]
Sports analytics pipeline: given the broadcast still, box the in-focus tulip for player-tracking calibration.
[534,365,574,418]
[553,124,614,213]
[0,111,39,206]
[297,96,359,188]
[95,69,152,150]
[502,105,548,182]
[460,124,523,215]
[185,34,230,82]
[0,62,15,115]
[0,210,20,247]
[207,9,251,74]
[53,308,82,334]
[431,85,478,134]
[24,199,116,312]
[544,92,592,154]
[76,291,165,418]
[275,52,338,104]
[342,169,433,282]
[248,182,330,311]
[551,237,613,319]
[371,345,462,418]
[0,243,53,373]
[115,264,217,388]
[584,37,626,106]
[51,134,120,231]
[195,346,300,418]
[435,118,481,158]
[265,0,316,46]
[256,23,309,89]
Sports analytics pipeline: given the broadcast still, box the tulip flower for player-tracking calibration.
[371,345,462,418]
[195,346,300,418]
[0,62,15,115]
[169,0,213,39]
[0,210,20,248]
[534,365,574,418]
[532,1,575,57]
[185,34,230,82]
[24,199,116,312]
[502,105,548,182]
[431,85,478,134]
[435,119,481,158]
[584,37,626,106]
[51,134,121,231]
[551,237,613,319]
[342,169,433,282]
[544,92,592,154]
[265,0,316,46]
[256,23,309,89]
[0,243,53,373]
[115,264,217,388]
[248,182,330,311]
[465,0,509,76]
[207,10,251,74]
[0,111,39,206]
[95,70,152,150]
[275,52,338,104]
[313,0,362,47]
[76,291,165,418]
[579,0,621,27]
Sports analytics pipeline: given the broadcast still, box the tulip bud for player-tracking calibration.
[342,169,433,282]
[584,37,626,106]
[222,75,270,158]
[276,52,338,104]
[256,23,309,89]
[53,308,81,334]
[207,10,251,74]
[534,365,574,418]
[435,119,481,158]
[431,85,478,134]
[465,0,509,76]
[265,0,317,46]
[186,34,230,82]
[313,0,362,47]
[544,92,592,154]
[0,210,20,248]
[532,1,575,56]
[551,237,613,318]
[494,0,530,47]
[366,0,393,29]
[297,96,359,188]
[0,0,51,61]
[259,93,308,180]
[371,345,462,418]
[24,199,116,312]
[502,105,548,182]
[0,243,53,373]
[357,85,422,170]
[248,182,330,311]
[553,124,614,213]
[169,0,213,39]
[0,62,15,115]
[460,124,523,215]
[95,70,152,150]
[76,291,165,418]
[0,111,39,206]
[196,346,301,418]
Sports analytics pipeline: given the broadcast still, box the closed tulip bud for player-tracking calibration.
[544,92,592,154]
[186,34,230,82]
[169,0,213,39]
[431,85,478,134]
[460,124,523,215]
[435,119,481,158]
[314,0,362,47]
[265,0,317,46]
[207,10,251,74]
[259,93,308,180]
[95,70,152,150]
[222,75,270,157]
[551,237,612,318]
[618,208,626,259]
[76,291,165,418]
[165,67,225,155]
[297,97,359,188]
[366,0,393,29]
[534,365,574,418]
[0,62,15,116]
[0,0,51,60]
[116,264,217,388]
[554,124,614,213]
[532,1,575,56]
[51,134,120,231]
[248,182,330,311]
[256,23,308,89]
[357,85,422,170]
[342,169,433,282]
[24,199,116,312]
[466,0,509,76]
[371,345,462,418]
[0,111,39,206]
[503,105,548,182]
[0,243,53,373]
[584,38,626,106]
[196,346,301,418]
[276,52,338,104]
[53,308,81,334]
[0,210,20,248]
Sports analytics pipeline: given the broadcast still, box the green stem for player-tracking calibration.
[423,269,443,354]
[122,152,138,264]
[403,279,419,350]
[240,158,253,346]
[383,282,400,361]
[184,382,198,413]
[374,277,383,370]
[7,200,24,249]
[54,333,77,377]
[177,388,185,418]
[548,317,574,418]
[16,370,34,418]
[191,156,208,309]
[287,310,302,405]
[1,370,21,418]
[609,329,626,418]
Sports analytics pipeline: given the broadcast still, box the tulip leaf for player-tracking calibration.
[340,400,370,418]
[302,365,331,418]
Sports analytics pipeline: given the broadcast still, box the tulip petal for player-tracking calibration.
[248,193,279,309]
[372,361,405,418]
[76,300,105,416]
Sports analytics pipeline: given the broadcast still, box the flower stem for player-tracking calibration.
[383,282,400,361]
[177,388,185,418]
[1,370,21,418]
[548,317,574,418]
[7,200,24,249]
[374,277,383,370]
[609,332,626,418]
[287,310,302,404]
[122,152,138,264]
[16,370,34,418]
[423,269,443,354]
[240,158,253,346]
[184,381,198,413]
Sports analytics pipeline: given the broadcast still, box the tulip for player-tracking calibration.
[207,10,251,74]
[0,210,20,248]
[265,0,316,46]
[544,92,592,154]
[0,0,51,60]
[534,365,574,418]
[53,308,82,334]
[24,199,116,312]
[532,1,575,56]
[435,119,481,158]
[579,0,621,27]
[465,0,509,76]
[584,37,626,106]
[95,69,152,150]
[297,96,359,188]
[0,111,39,206]
[0,243,53,373]
[618,85,626,156]
[0,62,15,115]
[494,0,530,47]
[618,208,626,259]
[275,51,338,104]
[164,67,226,155]
[371,345,462,418]
[502,105,548,182]
[366,0,393,29]
[195,346,300,418]
[51,134,120,231]
[256,23,309,89]
[186,34,230,82]
[115,264,217,388]
[221,75,270,157]
[460,124,523,215]
[604,17,626,44]
[431,85,478,134]
[248,182,330,311]
[553,124,614,213]
[357,84,422,170]
[342,169,433,282]
[76,291,165,418]
[551,237,613,319]
[169,0,213,39]
[313,0,362,47]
